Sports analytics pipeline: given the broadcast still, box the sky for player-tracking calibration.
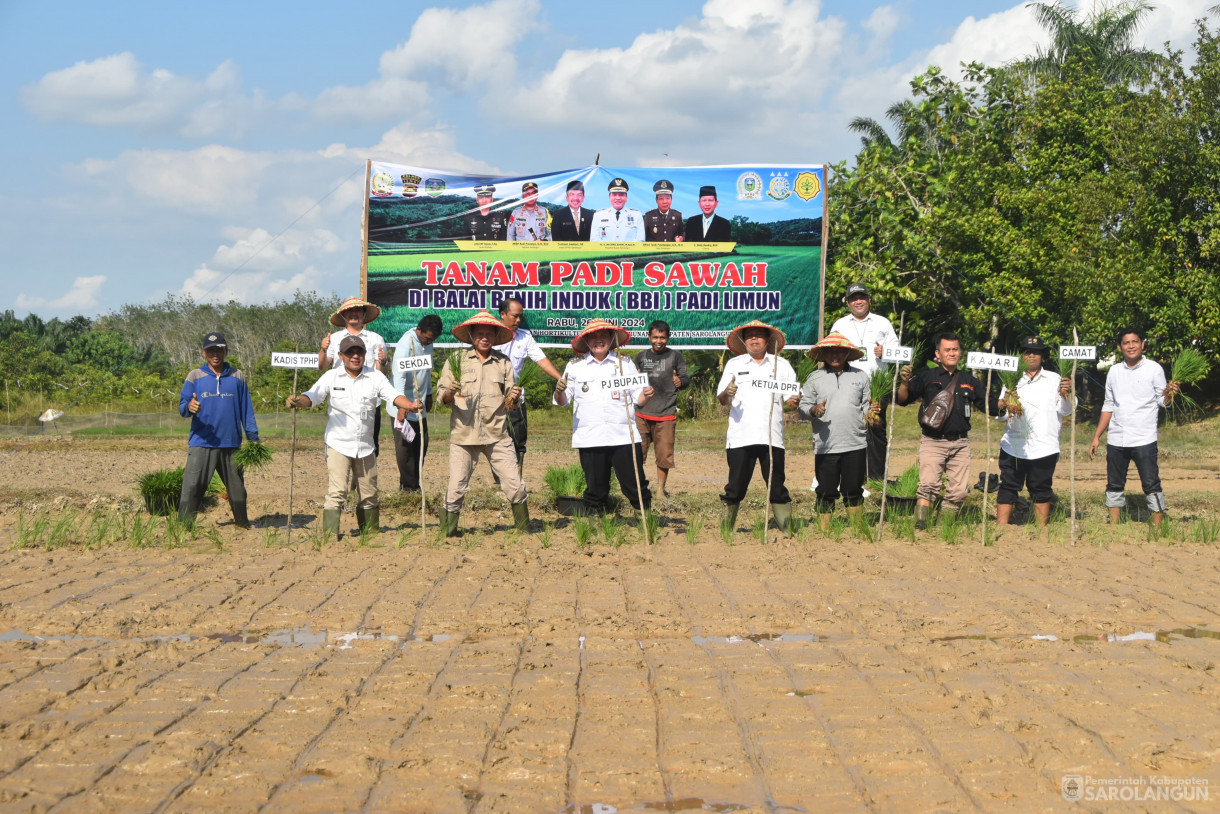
[2,0,1215,320]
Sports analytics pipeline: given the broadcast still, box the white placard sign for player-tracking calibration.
[395,355,434,373]
[881,345,914,363]
[750,378,802,396]
[598,373,651,391]
[966,352,1020,372]
[271,352,318,369]
[1059,345,1096,361]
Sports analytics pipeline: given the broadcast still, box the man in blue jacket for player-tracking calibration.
[178,332,259,527]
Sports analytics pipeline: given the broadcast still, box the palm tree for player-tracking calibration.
[1017,0,1166,86]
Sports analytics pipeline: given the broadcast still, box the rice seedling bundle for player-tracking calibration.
[1168,348,1211,414]
[234,441,273,473]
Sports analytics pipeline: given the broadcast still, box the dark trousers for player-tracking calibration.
[1106,442,1162,497]
[579,443,651,512]
[179,446,247,526]
[866,402,889,480]
[391,417,429,491]
[815,448,867,511]
[997,449,1058,504]
[721,445,790,505]
[373,409,382,458]
[506,402,528,469]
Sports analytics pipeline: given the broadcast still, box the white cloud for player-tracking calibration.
[21,53,259,138]
[211,227,345,272]
[863,5,901,42]
[177,264,327,304]
[16,275,107,312]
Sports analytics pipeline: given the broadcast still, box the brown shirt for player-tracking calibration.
[438,349,514,444]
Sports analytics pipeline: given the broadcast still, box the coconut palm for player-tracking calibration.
[1016,0,1166,87]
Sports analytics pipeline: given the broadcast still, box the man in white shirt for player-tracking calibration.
[319,296,390,456]
[388,314,441,492]
[288,335,416,539]
[716,320,800,532]
[554,319,654,514]
[1089,327,1179,527]
[830,283,898,480]
[495,296,564,472]
[590,178,644,242]
[995,336,1074,527]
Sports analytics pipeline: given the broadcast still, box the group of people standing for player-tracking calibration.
[176,288,1182,538]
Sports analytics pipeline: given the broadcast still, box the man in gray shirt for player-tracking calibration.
[798,331,871,530]
[634,320,689,497]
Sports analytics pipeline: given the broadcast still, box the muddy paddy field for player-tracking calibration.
[1,411,1219,812]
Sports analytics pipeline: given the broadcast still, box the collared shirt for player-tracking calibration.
[494,327,548,379]
[999,368,1075,459]
[507,205,551,241]
[590,207,644,241]
[325,327,387,374]
[461,210,508,240]
[554,353,645,447]
[388,329,433,421]
[1102,357,1166,447]
[303,368,401,459]
[437,348,514,445]
[798,366,870,454]
[644,208,684,242]
[898,365,999,438]
[830,312,898,376]
[717,353,797,449]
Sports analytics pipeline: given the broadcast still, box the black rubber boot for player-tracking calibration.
[511,502,530,532]
[915,505,931,531]
[770,503,792,535]
[360,506,379,533]
[322,509,341,538]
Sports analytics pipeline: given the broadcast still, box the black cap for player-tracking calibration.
[653,179,674,195]
[608,178,629,193]
[698,185,717,199]
[202,332,226,350]
[473,184,495,197]
[521,181,539,193]
[566,180,585,192]
[1019,335,1049,352]
[845,283,870,300]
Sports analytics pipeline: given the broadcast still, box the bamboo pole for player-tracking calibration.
[286,360,299,547]
[982,367,993,546]
[877,312,906,544]
[1070,327,1079,545]
[763,337,781,540]
[414,358,428,540]
[615,336,651,545]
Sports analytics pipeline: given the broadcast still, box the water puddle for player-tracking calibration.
[692,633,827,646]
[1,627,457,650]
[563,800,804,814]
[931,627,1220,645]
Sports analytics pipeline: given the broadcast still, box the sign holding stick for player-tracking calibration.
[968,351,1017,546]
[395,355,434,374]
[272,352,319,370]
[613,336,650,545]
[1064,331,1091,545]
[285,347,300,546]
[877,314,907,544]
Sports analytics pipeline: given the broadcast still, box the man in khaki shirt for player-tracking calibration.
[436,310,529,535]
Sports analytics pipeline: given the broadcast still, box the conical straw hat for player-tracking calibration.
[452,310,514,346]
[726,319,786,355]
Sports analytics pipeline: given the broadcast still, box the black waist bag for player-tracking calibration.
[918,372,959,432]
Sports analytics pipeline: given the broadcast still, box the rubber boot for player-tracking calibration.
[440,508,461,537]
[322,509,341,538]
[230,500,250,529]
[355,506,366,531]
[511,502,530,532]
[914,505,931,531]
[722,502,740,530]
[360,506,380,533]
[770,503,792,535]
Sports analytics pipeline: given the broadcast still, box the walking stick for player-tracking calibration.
[286,354,299,547]
[878,312,906,544]
[763,336,781,540]
[413,361,428,539]
[1070,327,1079,545]
[615,336,651,545]
[982,366,993,546]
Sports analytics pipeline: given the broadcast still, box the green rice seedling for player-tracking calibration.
[939,514,962,545]
[893,514,917,542]
[684,519,699,546]
[45,511,78,549]
[1192,516,1220,545]
[234,441,274,474]
[203,525,226,552]
[643,511,660,544]
[996,356,1028,416]
[538,522,554,549]
[128,512,153,548]
[1167,348,1211,417]
[868,367,893,406]
[574,516,595,547]
[262,526,282,548]
[719,515,735,545]
[15,513,47,549]
[395,527,415,549]
[598,512,617,542]
[312,522,333,551]
[544,464,587,499]
[462,530,481,550]
[162,514,190,548]
[357,522,377,548]
[850,511,874,542]
[752,516,767,544]
[83,511,112,550]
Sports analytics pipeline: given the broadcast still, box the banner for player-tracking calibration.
[363,162,826,347]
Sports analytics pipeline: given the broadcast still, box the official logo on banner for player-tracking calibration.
[767,171,791,201]
[400,173,422,197]
[794,171,822,201]
[737,172,763,200]
[424,178,446,197]
[371,171,394,197]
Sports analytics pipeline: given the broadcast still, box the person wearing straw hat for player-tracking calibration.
[388,314,442,492]
[287,335,417,538]
[995,335,1074,528]
[553,319,654,514]
[319,296,390,456]
[507,181,552,241]
[798,331,871,531]
[716,320,799,531]
[178,331,259,528]
[435,310,529,536]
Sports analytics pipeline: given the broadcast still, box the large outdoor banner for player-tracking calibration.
[363,162,826,347]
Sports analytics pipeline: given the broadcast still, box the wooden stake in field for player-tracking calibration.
[877,312,906,544]
[614,335,651,545]
[413,364,428,539]
[286,359,299,547]
[1070,327,1079,546]
[982,367,993,547]
[763,336,781,541]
